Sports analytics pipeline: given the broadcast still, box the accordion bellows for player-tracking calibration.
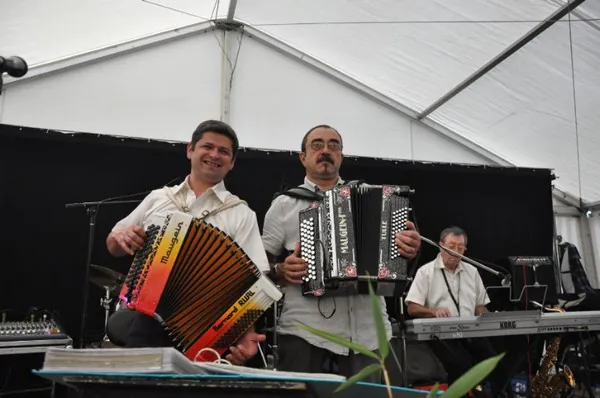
[119,211,282,361]
[299,184,412,297]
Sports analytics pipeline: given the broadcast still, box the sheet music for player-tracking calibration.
[193,361,346,381]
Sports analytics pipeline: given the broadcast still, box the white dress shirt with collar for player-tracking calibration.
[406,254,490,317]
[112,177,270,273]
[262,176,392,355]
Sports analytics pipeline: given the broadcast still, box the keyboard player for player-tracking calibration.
[405,226,508,397]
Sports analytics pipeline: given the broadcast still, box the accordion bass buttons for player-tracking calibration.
[299,217,317,281]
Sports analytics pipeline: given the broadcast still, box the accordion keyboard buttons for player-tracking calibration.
[390,208,409,259]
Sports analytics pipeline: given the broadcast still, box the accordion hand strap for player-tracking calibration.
[163,186,246,220]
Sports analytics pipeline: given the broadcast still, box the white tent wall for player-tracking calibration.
[554,197,600,288]
[587,211,600,287]
[0,25,223,141]
[228,32,496,164]
[0,27,497,165]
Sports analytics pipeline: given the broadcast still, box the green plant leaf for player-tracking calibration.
[442,353,505,398]
[299,323,380,360]
[367,274,389,359]
[427,383,440,397]
[333,363,382,393]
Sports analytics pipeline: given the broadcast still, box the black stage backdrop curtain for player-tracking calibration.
[0,123,555,345]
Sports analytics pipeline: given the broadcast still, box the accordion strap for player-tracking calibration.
[274,180,366,201]
[163,186,247,220]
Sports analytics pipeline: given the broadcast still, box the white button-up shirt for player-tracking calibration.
[112,177,270,273]
[262,177,392,355]
[406,254,490,317]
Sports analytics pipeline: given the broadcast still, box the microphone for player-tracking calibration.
[0,56,28,78]
[420,236,511,285]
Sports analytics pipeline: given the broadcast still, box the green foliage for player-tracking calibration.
[367,277,389,360]
[298,324,379,360]
[442,353,505,397]
[334,363,382,393]
[427,383,440,398]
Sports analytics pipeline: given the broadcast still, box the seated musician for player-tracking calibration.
[262,125,422,381]
[405,226,507,396]
[106,120,269,365]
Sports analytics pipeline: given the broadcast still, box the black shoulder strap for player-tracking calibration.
[345,179,366,187]
[273,180,366,201]
[274,186,324,201]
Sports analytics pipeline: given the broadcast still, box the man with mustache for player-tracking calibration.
[406,226,507,396]
[262,125,422,380]
[106,120,268,365]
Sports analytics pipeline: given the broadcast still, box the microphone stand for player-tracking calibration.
[65,199,141,348]
[420,236,512,287]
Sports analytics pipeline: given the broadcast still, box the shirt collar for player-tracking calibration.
[434,253,464,274]
[171,175,229,203]
[303,176,344,192]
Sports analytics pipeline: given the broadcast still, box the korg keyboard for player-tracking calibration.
[0,319,72,355]
[405,310,600,341]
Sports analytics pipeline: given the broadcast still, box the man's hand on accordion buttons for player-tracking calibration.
[278,241,308,285]
[395,221,421,260]
[113,226,146,256]
[226,331,267,365]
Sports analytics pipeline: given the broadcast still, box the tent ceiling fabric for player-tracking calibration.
[1,0,599,206]
[430,13,600,203]
[0,0,223,66]
[236,0,559,112]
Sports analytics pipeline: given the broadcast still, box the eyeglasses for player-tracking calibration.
[443,245,466,252]
[310,141,343,151]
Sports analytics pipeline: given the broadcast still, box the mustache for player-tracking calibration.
[318,154,334,164]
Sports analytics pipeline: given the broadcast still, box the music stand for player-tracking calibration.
[65,199,140,348]
[485,284,548,311]
[509,258,558,307]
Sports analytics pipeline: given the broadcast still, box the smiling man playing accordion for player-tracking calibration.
[107,120,280,365]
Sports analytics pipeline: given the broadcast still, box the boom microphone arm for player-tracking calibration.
[420,236,512,287]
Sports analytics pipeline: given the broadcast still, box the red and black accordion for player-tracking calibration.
[299,184,412,297]
[119,211,282,361]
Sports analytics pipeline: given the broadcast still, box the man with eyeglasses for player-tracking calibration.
[261,125,422,381]
[406,226,507,396]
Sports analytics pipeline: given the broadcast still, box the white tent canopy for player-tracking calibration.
[1,0,599,282]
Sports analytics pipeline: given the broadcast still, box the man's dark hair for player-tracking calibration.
[440,226,468,245]
[300,124,343,152]
[190,120,239,158]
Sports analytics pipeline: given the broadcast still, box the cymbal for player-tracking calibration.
[89,264,125,294]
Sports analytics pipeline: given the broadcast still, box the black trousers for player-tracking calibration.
[277,334,382,383]
[428,338,508,396]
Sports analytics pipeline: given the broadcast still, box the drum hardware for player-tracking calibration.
[89,264,125,344]
[261,294,282,370]
[271,297,279,370]
[89,264,125,297]
[100,286,113,343]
